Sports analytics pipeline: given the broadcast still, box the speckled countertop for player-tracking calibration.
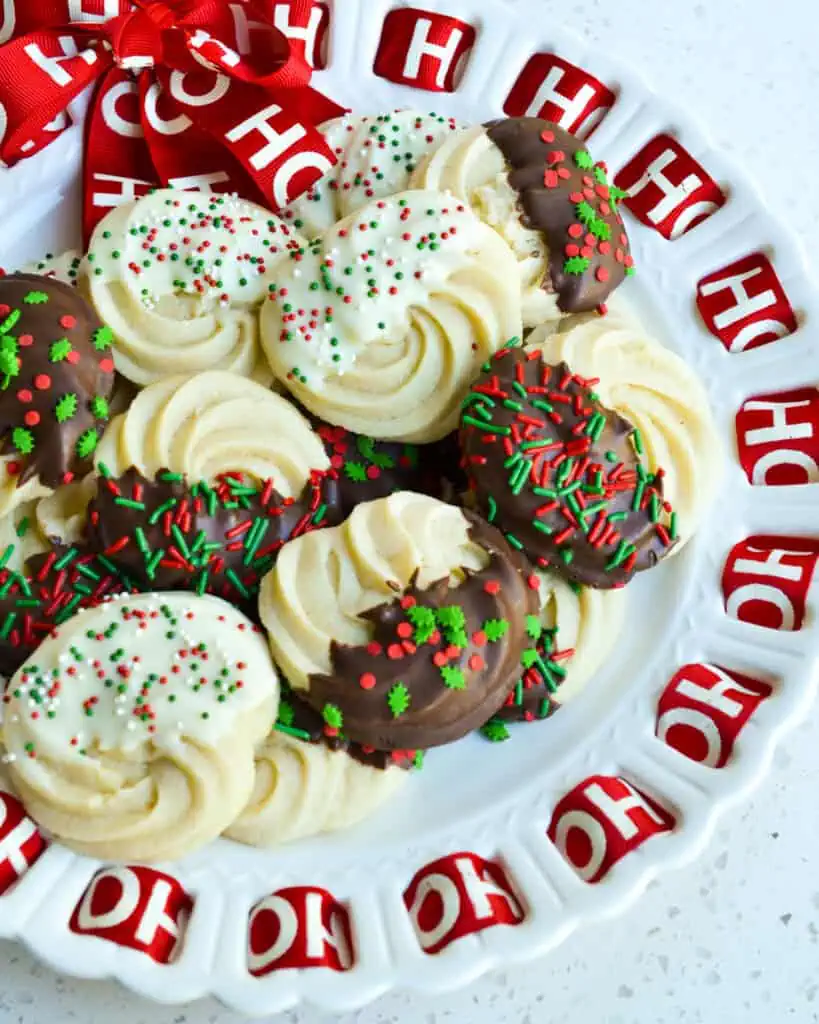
[1,1,817,1022]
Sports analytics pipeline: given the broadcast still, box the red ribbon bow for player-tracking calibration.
[0,0,344,242]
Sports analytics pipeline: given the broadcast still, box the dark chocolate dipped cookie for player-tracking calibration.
[459,345,677,588]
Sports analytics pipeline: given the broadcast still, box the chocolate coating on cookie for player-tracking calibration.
[276,683,421,771]
[0,274,114,487]
[305,512,540,751]
[85,467,342,613]
[485,118,633,313]
[0,548,128,675]
[460,347,676,588]
[314,421,433,515]
[483,614,574,738]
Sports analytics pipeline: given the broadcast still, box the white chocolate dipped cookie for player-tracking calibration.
[282,111,466,237]
[19,250,86,290]
[527,306,723,545]
[411,119,634,326]
[261,190,523,443]
[87,190,304,386]
[1,593,279,863]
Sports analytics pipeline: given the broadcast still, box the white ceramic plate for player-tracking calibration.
[1,0,818,1014]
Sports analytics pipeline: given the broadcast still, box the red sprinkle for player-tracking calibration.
[359,672,377,690]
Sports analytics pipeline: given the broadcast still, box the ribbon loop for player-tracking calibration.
[0,0,346,241]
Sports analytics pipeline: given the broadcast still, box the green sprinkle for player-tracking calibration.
[12,426,34,455]
[462,415,511,435]
[387,682,411,718]
[55,393,78,423]
[75,429,98,459]
[323,703,344,728]
[49,338,73,362]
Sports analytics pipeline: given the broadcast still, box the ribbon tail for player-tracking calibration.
[82,65,160,246]
[0,28,110,165]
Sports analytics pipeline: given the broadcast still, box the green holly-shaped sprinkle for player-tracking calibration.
[590,218,612,241]
[90,395,109,420]
[322,703,343,729]
[344,461,368,483]
[49,338,72,362]
[75,429,99,460]
[480,719,510,743]
[277,699,295,727]
[525,614,543,641]
[610,184,629,208]
[436,605,467,648]
[483,619,510,643]
[440,665,466,690]
[357,435,396,470]
[12,426,34,455]
[576,201,596,227]
[54,393,78,424]
[23,291,48,305]
[574,150,595,170]
[387,682,411,718]
[92,325,114,351]
[521,648,540,670]
[413,750,425,769]
[564,256,592,276]
[407,604,436,644]
[594,165,608,186]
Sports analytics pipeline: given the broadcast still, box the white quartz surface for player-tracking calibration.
[1,0,818,1021]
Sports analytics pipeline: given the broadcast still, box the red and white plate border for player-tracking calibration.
[1,0,818,1014]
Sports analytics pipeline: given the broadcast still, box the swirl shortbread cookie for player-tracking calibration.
[260,492,539,750]
[411,118,633,325]
[228,731,406,846]
[282,111,465,237]
[2,593,279,862]
[527,307,723,544]
[87,190,304,386]
[228,688,408,846]
[20,250,86,290]
[486,573,627,736]
[86,372,339,605]
[460,345,679,588]
[0,275,115,516]
[261,191,523,442]
[95,371,330,490]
